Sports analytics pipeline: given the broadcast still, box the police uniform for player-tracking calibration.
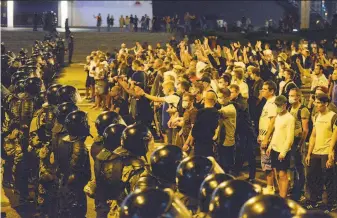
[95,146,148,218]
[56,135,91,218]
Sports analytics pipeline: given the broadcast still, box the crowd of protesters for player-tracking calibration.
[83,34,337,213]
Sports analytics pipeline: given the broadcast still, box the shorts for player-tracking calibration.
[271,149,290,171]
[86,76,95,87]
[261,148,272,171]
[95,80,108,95]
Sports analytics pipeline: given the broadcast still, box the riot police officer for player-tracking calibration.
[30,84,62,136]
[84,111,126,199]
[149,145,184,189]
[28,124,57,217]
[56,110,91,218]
[94,123,153,217]
[56,85,81,104]
[94,123,126,218]
[198,173,235,215]
[5,77,42,205]
[208,180,259,218]
[238,194,305,218]
[91,111,126,160]
[52,102,78,155]
[175,155,224,214]
[120,188,192,218]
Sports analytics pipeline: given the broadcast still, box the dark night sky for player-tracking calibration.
[153,1,286,26]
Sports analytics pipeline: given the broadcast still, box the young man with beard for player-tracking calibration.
[305,93,337,212]
[287,88,309,201]
[259,81,278,194]
[266,95,295,198]
[216,88,237,173]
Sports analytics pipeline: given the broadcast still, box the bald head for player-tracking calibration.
[204,91,217,107]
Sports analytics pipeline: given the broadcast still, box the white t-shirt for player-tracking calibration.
[164,94,180,108]
[311,74,328,90]
[219,104,237,146]
[258,96,277,141]
[313,111,337,155]
[270,112,295,156]
[236,81,249,99]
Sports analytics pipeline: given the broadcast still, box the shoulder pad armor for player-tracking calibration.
[96,148,112,161]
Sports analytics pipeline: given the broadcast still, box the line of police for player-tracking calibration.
[1,43,335,218]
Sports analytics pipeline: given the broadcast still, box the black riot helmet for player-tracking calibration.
[14,79,26,94]
[64,110,90,137]
[102,124,126,151]
[208,180,259,218]
[198,174,235,213]
[238,195,303,218]
[56,85,81,104]
[294,211,337,218]
[176,156,224,199]
[150,145,183,184]
[95,111,126,136]
[120,188,192,218]
[121,123,153,157]
[134,175,161,192]
[56,102,78,125]
[11,72,28,85]
[47,84,62,105]
[24,77,42,95]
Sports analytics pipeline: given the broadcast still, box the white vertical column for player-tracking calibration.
[60,1,68,28]
[7,1,14,27]
[300,0,311,29]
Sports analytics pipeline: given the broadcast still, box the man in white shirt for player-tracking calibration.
[305,93,337,212]
[311,64,328,91]
[266,95,295,198]
[137,81,180,144]
[259,81,278,194]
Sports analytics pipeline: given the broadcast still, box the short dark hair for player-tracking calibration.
[183,92,195,101]
[284,68,295,79]
[252,68,260,77]
[290,88,302,97]
[221,74,231,85]
[316,93,330,103]
[218,87,231,98]
[229,84,240,92]
[180,80,191,91]
[263,80,277,93]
